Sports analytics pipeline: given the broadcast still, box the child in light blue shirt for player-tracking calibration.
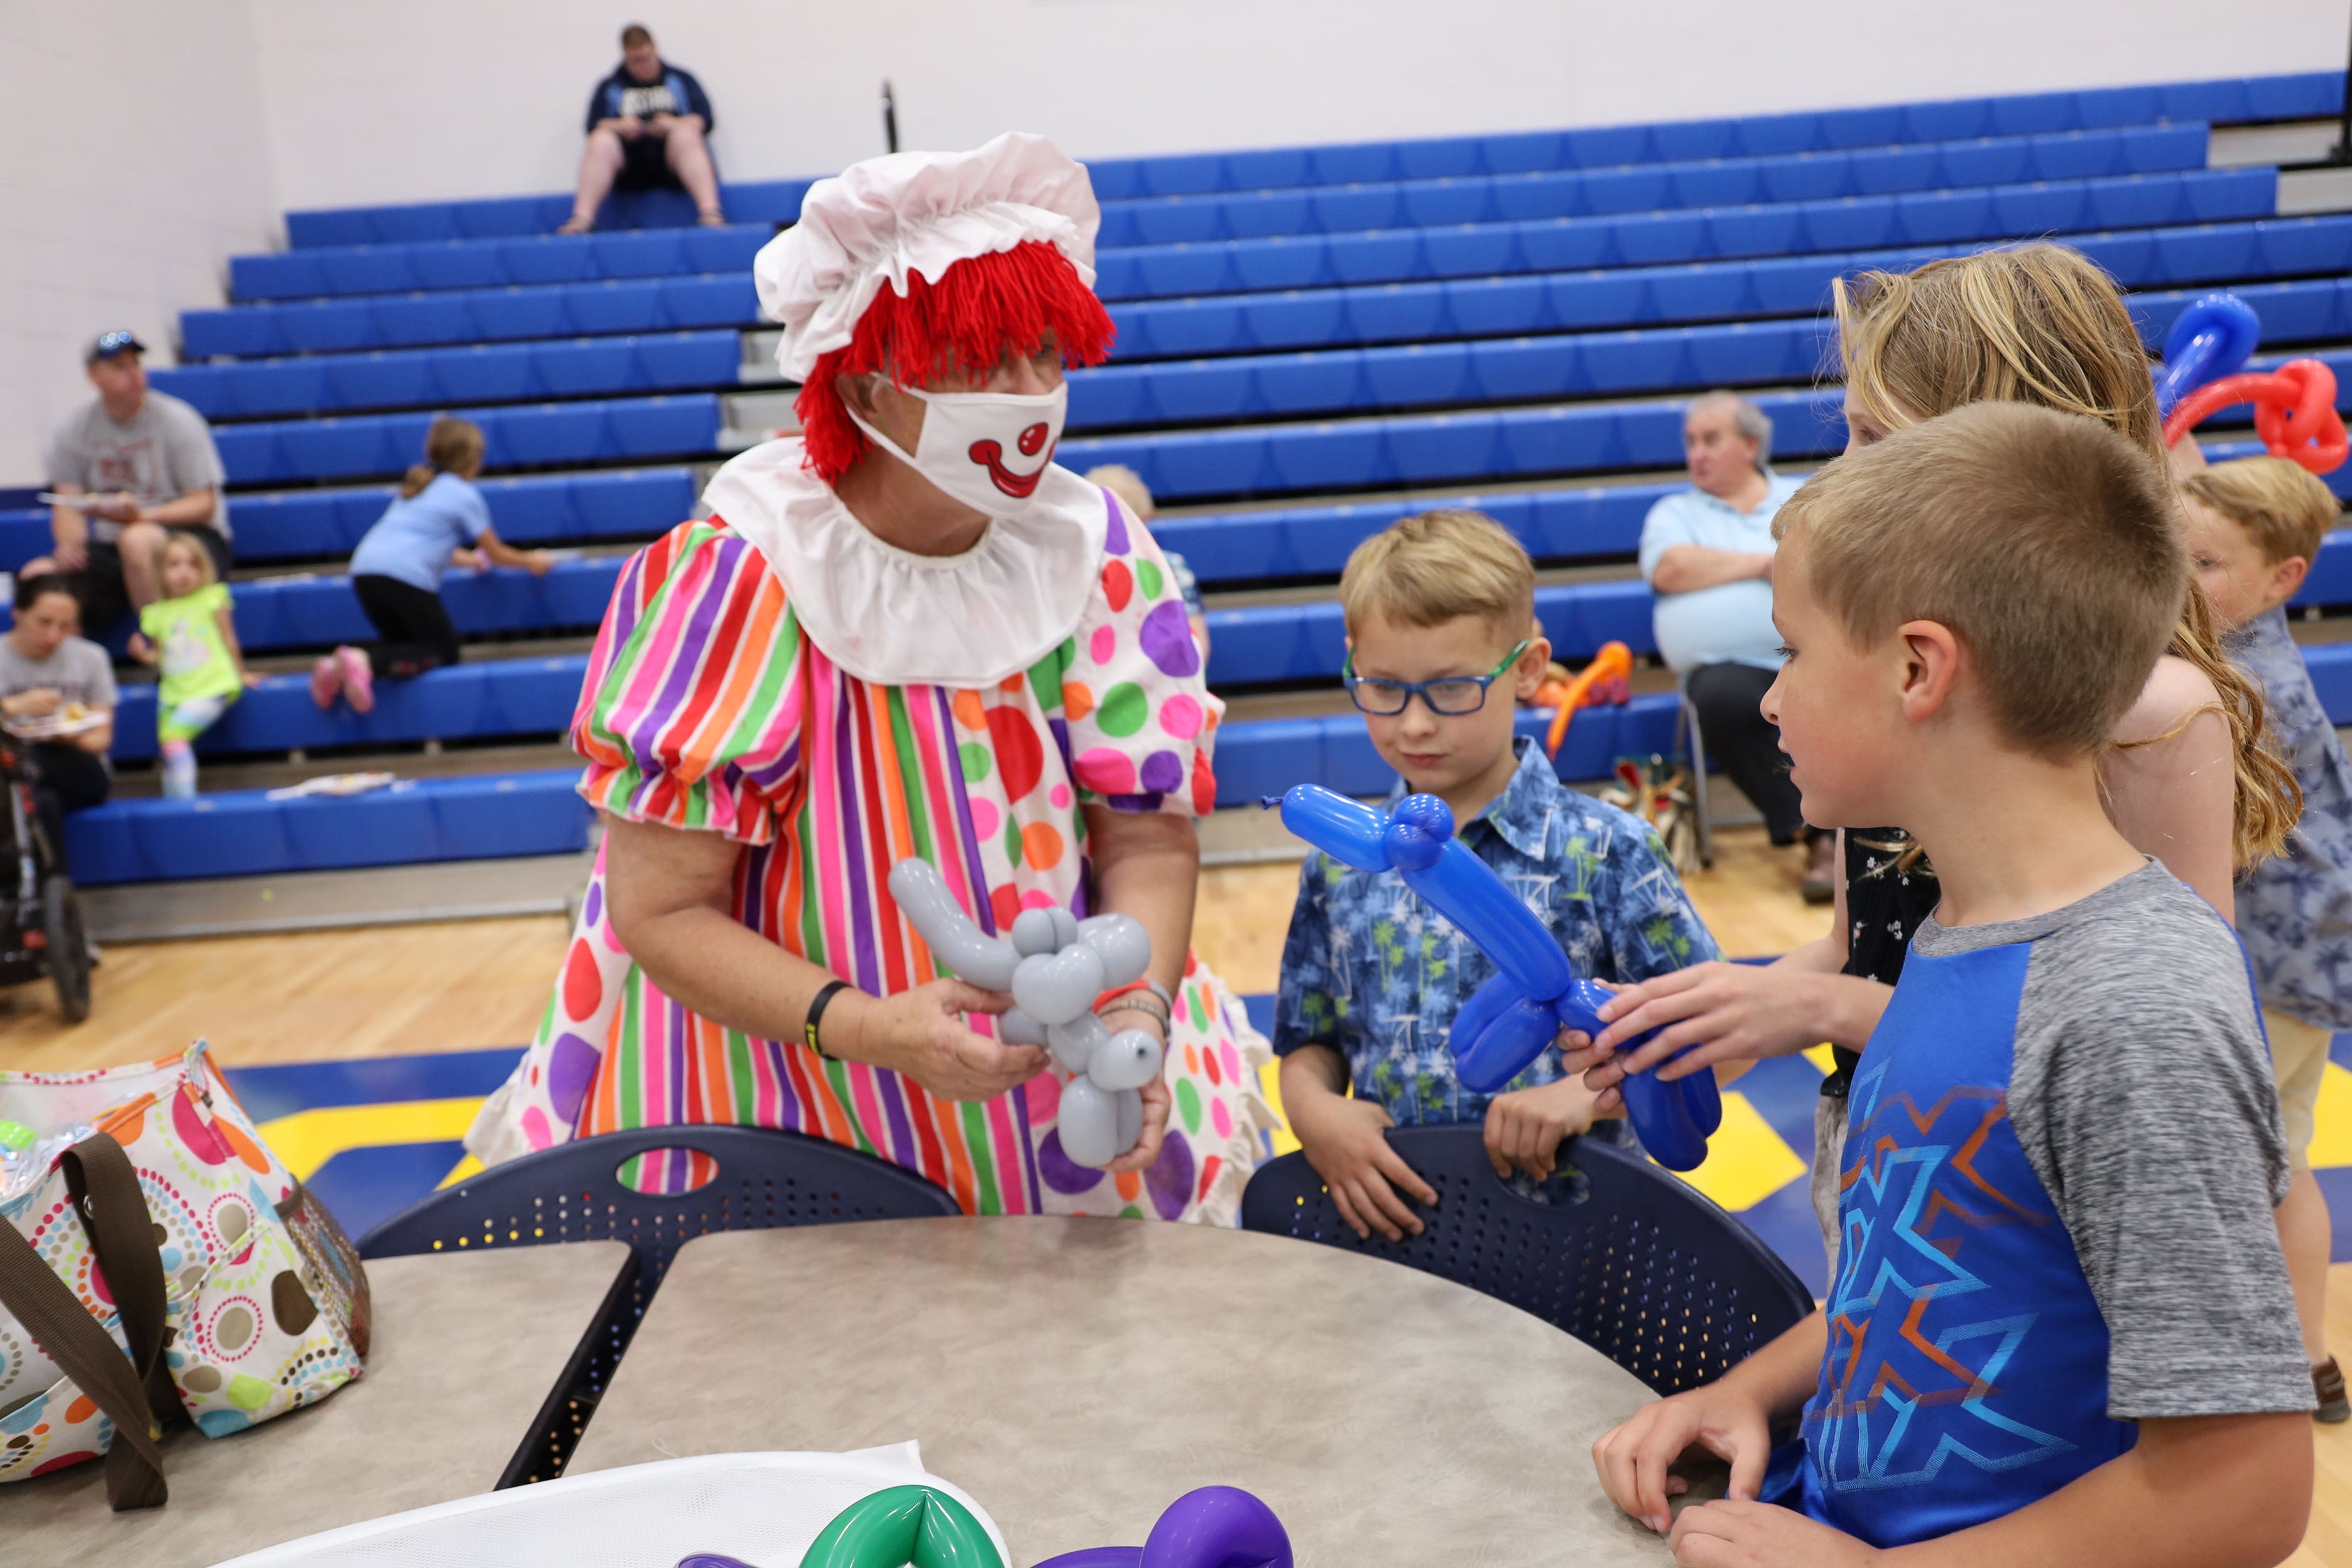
[313,418,553,714]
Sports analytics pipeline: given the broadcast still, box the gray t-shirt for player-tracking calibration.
[1912,860,2312,1418]
[44,391,230,543]
[0,635,119,714]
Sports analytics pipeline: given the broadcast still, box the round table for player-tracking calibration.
[567,1217,1672,1565]
[4,1241,634,1566]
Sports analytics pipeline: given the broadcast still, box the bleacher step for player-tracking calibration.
[2280,168,2352,215]
[2211,120,2347,168]
[78,846,597,942]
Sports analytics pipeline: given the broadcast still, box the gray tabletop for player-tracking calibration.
[2,1239,631,1567]
[569,1217,1670,1565]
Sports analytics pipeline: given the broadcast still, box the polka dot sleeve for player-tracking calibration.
[571,519,805,844]
[1061,498,1222,817]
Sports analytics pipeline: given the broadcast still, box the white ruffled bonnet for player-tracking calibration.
[754,131,1102,381]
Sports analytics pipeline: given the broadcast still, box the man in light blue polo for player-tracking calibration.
[1640,392,1829,900]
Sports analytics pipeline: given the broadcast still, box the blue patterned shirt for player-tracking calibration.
[2231,607,2352,1029]
[1273,738,1721,1124]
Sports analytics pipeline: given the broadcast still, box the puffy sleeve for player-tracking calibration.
[571,519,803,844]
[1062,499,1222,817]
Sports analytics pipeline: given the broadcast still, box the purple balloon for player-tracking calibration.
[1144,1486,1292,1567]
[1139,599,1201,678]
[1031,1487,1290,1568]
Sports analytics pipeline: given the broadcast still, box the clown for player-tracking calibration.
[467,134,1271,1221]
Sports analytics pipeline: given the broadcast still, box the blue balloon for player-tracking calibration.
[1275,784,1717,1171]
[2154,293,2262,418]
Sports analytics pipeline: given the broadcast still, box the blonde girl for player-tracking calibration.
[1567,242,2302,1266]
[129,530,256,798]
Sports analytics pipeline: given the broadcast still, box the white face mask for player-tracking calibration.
[845,383,1069,518]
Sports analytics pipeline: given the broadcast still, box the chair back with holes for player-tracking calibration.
[1241,1126,1812,1395]
[357,1124,961,1483]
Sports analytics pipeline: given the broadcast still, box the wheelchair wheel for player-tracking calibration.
[41,877,90,1023]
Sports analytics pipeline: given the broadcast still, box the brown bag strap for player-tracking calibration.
[63,1135,180,1491]
[0,1133,172,1510]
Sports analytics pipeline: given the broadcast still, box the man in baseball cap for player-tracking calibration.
[24,330,232,637]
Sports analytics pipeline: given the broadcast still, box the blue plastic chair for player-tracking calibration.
[1241,1126,1810,1396]
[358,1123,961,1483]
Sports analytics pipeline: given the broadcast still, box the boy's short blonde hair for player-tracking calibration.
[2182,457,2341,567]
[1773,402,2185,760]
[1339,509,1534,642]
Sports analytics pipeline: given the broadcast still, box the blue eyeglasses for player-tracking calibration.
[1344,640,1530,716]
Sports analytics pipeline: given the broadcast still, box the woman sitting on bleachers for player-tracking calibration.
[467,134,1271,1221]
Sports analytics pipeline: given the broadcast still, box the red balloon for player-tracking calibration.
[2164,358,2348,475]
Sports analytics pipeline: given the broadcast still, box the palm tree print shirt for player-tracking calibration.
[1273,738,1721,1124]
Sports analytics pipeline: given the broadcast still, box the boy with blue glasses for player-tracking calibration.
[1273,509,1719,1241]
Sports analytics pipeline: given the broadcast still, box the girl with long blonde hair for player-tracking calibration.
[1566,242,2303,1269]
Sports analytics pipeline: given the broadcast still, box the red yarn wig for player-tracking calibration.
[797,239,1116,485]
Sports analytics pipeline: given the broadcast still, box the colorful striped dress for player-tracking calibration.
[467,448,1271,1222]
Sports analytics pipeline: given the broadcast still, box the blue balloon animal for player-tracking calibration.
[2153,293,2262,418]
[1270,784,1720,1171]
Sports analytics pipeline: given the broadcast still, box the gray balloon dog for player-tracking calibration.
[886,859,1163,1167]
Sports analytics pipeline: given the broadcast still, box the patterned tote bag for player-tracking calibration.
[0,1042,369,1508]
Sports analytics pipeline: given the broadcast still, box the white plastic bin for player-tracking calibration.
[211,1445,1008,1568]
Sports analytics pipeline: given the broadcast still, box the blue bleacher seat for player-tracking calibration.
[207,395,720,484]
[1106,221,2352,362]
[62,770,592,886]
[111,657,588,763]
[1091,167,2278,302]
[232,225,770,303]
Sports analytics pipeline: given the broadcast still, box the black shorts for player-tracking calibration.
[614,129,679,192]
[67,526,234,641]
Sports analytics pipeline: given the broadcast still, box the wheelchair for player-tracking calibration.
[0,741,92,1022]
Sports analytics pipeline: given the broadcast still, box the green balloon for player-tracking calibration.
[798,1485,1002,1568]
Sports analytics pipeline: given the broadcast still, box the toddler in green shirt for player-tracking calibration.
[130,531,256,798]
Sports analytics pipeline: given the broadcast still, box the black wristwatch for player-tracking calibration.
[805,979,853,1059]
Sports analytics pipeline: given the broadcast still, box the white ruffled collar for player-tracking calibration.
[700,437,1110,689]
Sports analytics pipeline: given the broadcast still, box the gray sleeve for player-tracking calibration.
[158,398,226,493]
[2009,889,2314,1419]
[79,642,118,710]
[43,416,85,491]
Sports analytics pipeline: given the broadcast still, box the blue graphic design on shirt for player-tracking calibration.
[1800,941,2130,1549]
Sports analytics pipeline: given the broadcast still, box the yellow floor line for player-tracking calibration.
[1680,1092,1810,1211]
[257,1098,486,1183]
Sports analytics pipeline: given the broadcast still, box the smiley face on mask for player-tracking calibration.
[848,383,1069,514]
